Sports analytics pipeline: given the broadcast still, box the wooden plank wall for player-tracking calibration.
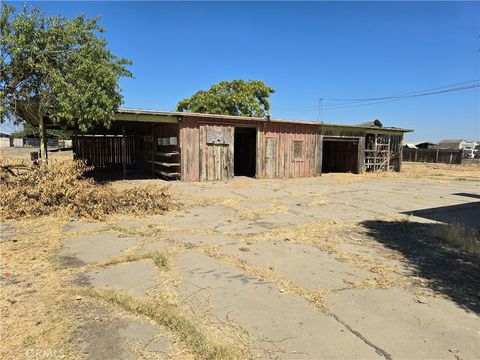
[179,116,262,181]
[402,148,463,164]
[258,122,320,178]
[199,124,234,181]
[178,116,407,180]
[179,117,200,181]
[72,135,135,169]
[180,117,321,180]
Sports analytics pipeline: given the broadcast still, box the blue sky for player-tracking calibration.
[10,1,480,141]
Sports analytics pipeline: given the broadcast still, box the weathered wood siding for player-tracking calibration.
[257,122,321,178]
[72,135,135,169]
[180,116,264,181]
[179,117,200,181]
[180,117,321,180]
[178,116,406,180]
[199,124,234,181]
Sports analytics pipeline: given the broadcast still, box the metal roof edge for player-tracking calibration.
[116,108,413,132]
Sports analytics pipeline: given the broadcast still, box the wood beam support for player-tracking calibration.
[122,125,126,179]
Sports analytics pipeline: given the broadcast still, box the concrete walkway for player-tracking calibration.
[63,175,480,359]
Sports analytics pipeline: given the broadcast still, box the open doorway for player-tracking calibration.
[234,127,257,177]
[322,138,358,173]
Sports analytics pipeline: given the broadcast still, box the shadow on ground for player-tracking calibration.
[361,220,480,313]
[85,169,157,183]
[402,193,480,228]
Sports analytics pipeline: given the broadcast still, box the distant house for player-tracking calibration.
[23,133,62,148]
[462,142,478,159]
[0,133,10,147]
[415,141,437,149]
[403,141,436,149]
[438,139,467,149]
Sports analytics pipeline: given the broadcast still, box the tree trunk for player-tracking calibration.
[39,114,48,163]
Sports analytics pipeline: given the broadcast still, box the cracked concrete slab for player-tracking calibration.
[149,205,235,230]
[71,302,172,359]
[83,260,159,297]
[63,231,138,264]
[63,221,107,233]
[220,241,373,289]
[176,252,381,359]
[327,288,480,360]
[214,220,271,236]
[255,211,315,228]
[59,173,480,359]
[118,321,172,356]
[137,239,171,254]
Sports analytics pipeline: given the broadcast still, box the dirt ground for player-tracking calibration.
[1,161,479,359]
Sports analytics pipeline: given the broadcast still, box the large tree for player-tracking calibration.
[177,79,275,117]
[0,2,132,161]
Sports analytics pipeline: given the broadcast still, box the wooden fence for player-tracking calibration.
[402,148,463,164]
[72,135,135,169]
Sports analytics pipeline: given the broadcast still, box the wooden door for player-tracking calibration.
[265,137,277,178]
[200,125,234,181]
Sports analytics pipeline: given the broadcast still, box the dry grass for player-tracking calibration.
[0,157,176,220]
[221,198,288,220]
[433,222,480,255]
[0,217,78,359]
[309,162,480,184]
[306,198,328,206]
[374,162,480,182]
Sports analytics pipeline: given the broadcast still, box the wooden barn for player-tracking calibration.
[72,108,412,181]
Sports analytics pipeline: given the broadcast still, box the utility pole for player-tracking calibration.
[317,98,324,122]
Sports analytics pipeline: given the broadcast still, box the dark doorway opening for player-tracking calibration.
[234,127,257,177]
[322,139,358,173]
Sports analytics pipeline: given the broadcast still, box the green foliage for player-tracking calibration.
[0,2,132,132]
[177,79,275,117]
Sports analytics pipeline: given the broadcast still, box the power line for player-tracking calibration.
[325,80,480,102]
[321,84,480,111]
[274,80,480,112]
[277,80,480,109]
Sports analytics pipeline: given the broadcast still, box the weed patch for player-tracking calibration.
[75,288,243,360]
[100,251,169,270]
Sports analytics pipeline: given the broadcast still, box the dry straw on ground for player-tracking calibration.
[0,157,176,220]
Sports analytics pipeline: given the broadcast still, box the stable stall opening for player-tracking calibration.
[72,122,180,181]
[322,138,358,173]
[234,127,257,177]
